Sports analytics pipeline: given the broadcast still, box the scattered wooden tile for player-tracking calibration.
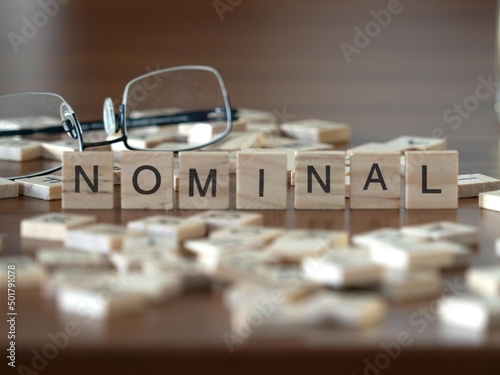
[0,138,42,161]
[303,291,387,328]
[110,251,182,274]
[369,240,463,270]
[41,139,79,161]
[380,269,441,302]
[65,223,143,253]
[479,190,500,212]
[126,128,180,149]
[350,152,401,209]
[352,228,425,249]
[43,269,115,299]
[178,151,229,210]
[62,151,114,209]
[401,221,479,246]
[21,213,97,241]
[0,256,44,290]
[210,226,285,247]
[0,177,19,199]
[205,131,265,151]
[294,151,346,210]
[265,229,349,263]
[405,151,458,209]
[237,108,278,125]
[439,295,500,332]
[120,151,173,210]
[17,174,62,200]
[458,174,500,198]
[190,210,263,231]
[56,281,145,320]
[236,150,288,210]
[126,215,206,242]
[302,248,382,288]
[117,273,183,305]
[121,234,178,253]
[383,136,447,152]
[281,119,350,144]
[36,248,108,269]
[466,266,500,298]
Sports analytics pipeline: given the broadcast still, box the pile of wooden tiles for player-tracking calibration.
[2,210,500,337]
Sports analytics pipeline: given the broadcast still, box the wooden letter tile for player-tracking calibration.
[0,256,44,290]
[190,210,263,231]
[178,152,229,210]
[458,173,500,198]
[236,150,287,210]
[294,151,345,210]
[439,295,500,332]
[0,177,19,199]
[65,223,143,253]
[62,151,114,209]
[350,152,401,209]
[401,220,479,246]
[120,151,173,210]
[126,215,206,243]
[479,189,500,214]
[41,139,79,161]
[281,119,350,144]
[17,174,62,200]
[0,138,42,161]
[21,213,97,241]
[405,151,458,209]
[466,266,500,298]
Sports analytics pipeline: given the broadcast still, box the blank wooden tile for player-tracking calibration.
[237,108,278,125]
[458,173,500,198]
[380,269,441,302]
[369,240,463,270]
[401,221,479,246]
[36,248,108,269]
[62,151,114,209]
[281,119,350,144]
[21,213,97,241]
[17,174,62,200]
[479,190,500,212]
[190,210,263,230]
[0,177,18,199]
[302,248,382,288]
[303,291,387,328]
[126,215,206,243]
[263,136,333,150]
[65,223,143,253]
[350,152,401,209]
[439,295,500,332]
[121,234,178,253]
[236,150,287,210]
[0,138,42,161]
[126,128,179,149]
[405,151,458,209]
[120,151,173,210]
[265,229,349,263]
[41,139,79,161]
[0,256,44,290]
[294,151,345,210]
[466,266,500,298]
[178,152,229,210]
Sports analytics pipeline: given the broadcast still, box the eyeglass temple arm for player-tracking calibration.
[0,108,238,137]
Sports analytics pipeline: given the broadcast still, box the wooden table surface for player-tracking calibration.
[1,0,500,374]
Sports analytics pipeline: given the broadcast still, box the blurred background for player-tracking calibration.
[0,0,496,154]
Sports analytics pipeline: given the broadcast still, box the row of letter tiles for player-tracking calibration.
[58,150,460,210]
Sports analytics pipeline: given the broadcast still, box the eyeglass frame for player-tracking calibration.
[0,65,237,180]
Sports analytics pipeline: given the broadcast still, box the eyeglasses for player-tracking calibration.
[0,65,236,180]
